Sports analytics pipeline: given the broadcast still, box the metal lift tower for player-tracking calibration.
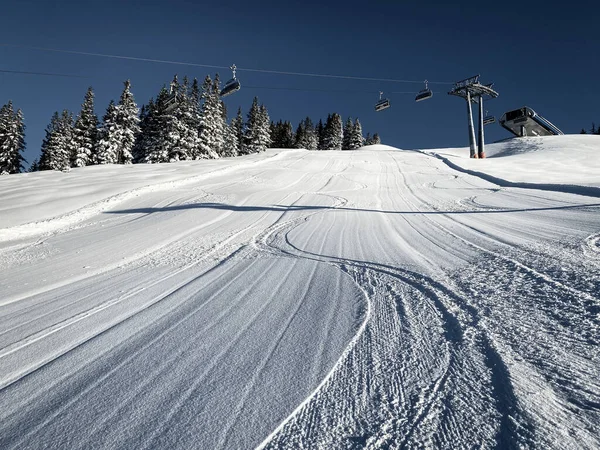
[449,75,499,158]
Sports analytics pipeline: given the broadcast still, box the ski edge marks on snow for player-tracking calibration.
[426,152,600,199]
[254,265,373,450]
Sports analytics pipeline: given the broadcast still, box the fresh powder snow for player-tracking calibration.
[0,136,599,449]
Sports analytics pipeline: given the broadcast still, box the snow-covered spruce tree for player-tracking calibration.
[282,121,295,148]
[96,81,140,164]
[244,98,271,154]
[197,75,220,159]
[182,77,202,159]
[258,104,272,150]
[294,119,306,149]
[323,113,343,150]
[39,112,59,170]
[270,120,284,148]
[114,80,140,164]
[0,102,26,175]
[230,106,244,155]
[151,86,184,163]
[0,103,11,173]
[39,110,74,171]
[372,133,381,144]
[350,118,364,149]
[342,117,353,150]
[11,108,26,173]
[132,102,153,163]
[165,75,193,162]
[137,97,168,164]
[71,87,98,168]
[95,101,119,164]
[303,117,317,150]
[269,121,278,148]
[243,97,261,154]
[269,120,295,149]
[316,119,325,150]
[222,122,239,157]
[364,132,372,145]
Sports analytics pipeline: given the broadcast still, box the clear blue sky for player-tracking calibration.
[2,0,599,166]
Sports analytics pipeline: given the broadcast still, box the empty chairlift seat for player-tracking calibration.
[220,78,241,97]
[375,91,391,111]
[219,64,241,97]
[483,115,496,125]
[415,80,433,102]
[375,98,391,112]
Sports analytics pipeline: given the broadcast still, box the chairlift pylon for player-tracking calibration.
[375,91,391,112]
[415,80,433,102]
[220,64,241,97]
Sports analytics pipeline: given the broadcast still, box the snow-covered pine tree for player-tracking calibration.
[323,113,343,150]
[304,117,317,150]
[269,120,295,149]
[170,76,197,161]
[133,102,152,163]
[95,101,120,164]
[364,132,372,145]
[39,110,73,171]
[39,112,59,170]
[350,118,364,149]
[157,86,184,162]
[0,102,26,174]
[294,119,306,149]
[258,104,272,150]
[282,121,295,148]
[0,103,11,173]
[138,97,168,164]
[222,122,239,157]
[114,80,140,164]
[342,117,353,150]
[316,119,325,150]
[372,133,381,144]
[71,87,98,168]
[244,98,272,154]
[268,121,278,148]
[230,107,244,155]
[197,75,220,159]
[185,78,202,159]
[12,108,26,173]
[243,97,261,154]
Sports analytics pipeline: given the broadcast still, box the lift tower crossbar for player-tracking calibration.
[448,75,499,158]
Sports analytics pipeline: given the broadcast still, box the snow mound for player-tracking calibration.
[358,144,400,151]
[428,135,600,193]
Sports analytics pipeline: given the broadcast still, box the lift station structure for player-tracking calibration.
[449,75,499,158]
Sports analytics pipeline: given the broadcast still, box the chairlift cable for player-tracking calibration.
[245,85,418,94]
[0,43,455,85]
[0,68,89,78]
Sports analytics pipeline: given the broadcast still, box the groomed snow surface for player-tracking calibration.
[1,136,599,449]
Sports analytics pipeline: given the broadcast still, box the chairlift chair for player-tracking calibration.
[375,91,391,112]
[220,64,241,97]
[483,111,496,126]
[415,80,433,102]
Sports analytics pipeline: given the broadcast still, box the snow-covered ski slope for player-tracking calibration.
[1,136,599,449]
